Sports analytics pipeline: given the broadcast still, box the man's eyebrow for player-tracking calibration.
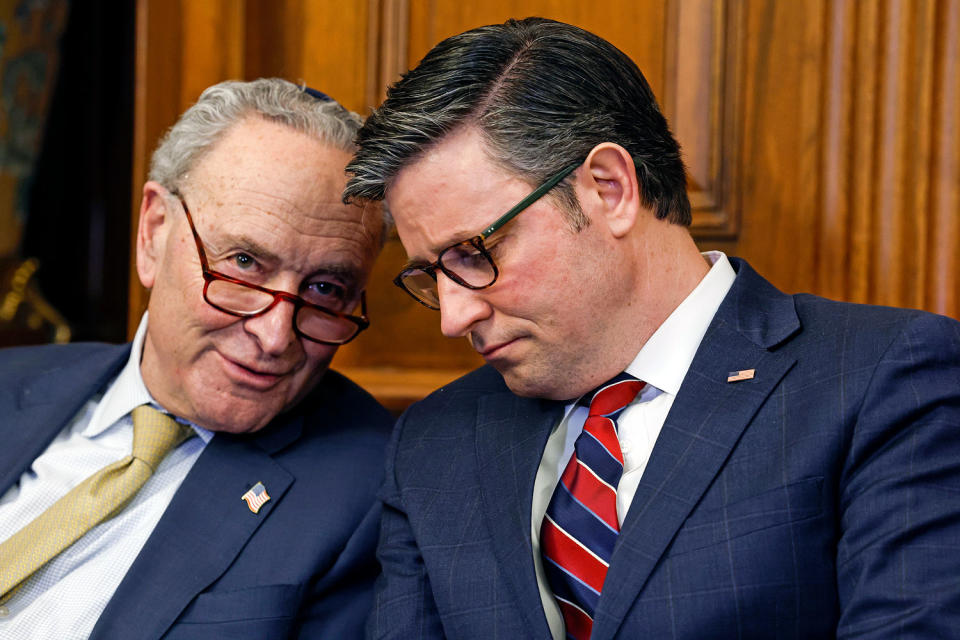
[403,229,483,270]
[401,256,432,271]
[209,233,282,265]
[308,264,361,290]
[211,235,361,287]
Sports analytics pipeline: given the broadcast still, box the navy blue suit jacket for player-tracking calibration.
[0,342,392,639]
[369,259,960,639]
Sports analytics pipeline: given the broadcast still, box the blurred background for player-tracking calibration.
[1,0,957,410]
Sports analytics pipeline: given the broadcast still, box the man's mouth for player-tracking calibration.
[220,353,291,389]
[476,336,520,360]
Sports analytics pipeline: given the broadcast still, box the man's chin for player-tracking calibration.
[499,366,584,402]
[196,373,323,433]
[193,400,284,434]
[498,366,547,399]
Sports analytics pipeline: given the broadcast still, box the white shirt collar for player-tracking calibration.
[624,251,736,395]
[82,312,213,443]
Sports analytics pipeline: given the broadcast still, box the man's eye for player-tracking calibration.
[445,246,489,272]
[233,253,256,269]
[459,252,488,270]
[304,281,347,307]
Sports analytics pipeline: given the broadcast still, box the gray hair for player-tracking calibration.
[344,18,690,228]
[149,78,363,193]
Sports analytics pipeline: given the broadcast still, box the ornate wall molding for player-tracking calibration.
[664,0,744,238]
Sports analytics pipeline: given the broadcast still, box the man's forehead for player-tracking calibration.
[183,190,378,285]
[385,129,522,251]
[187,183,366,230]
[188,118,351,189]
[180,117,377,249]
[395,126,493,177]
[203,198,374,247]
[195,161,350,206]
[198,220,370,291]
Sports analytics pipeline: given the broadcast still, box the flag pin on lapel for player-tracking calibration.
[241,481,271,514]
[727,369,756,383]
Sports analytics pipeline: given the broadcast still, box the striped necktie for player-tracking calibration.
[0,405,193,602]
[541,373,645,640]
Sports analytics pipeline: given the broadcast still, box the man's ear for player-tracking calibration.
[578,143,641,238]
[136,181,173,289]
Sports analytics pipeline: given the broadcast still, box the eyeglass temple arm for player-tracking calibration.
[168,190,213,270]
[479,162,582,238]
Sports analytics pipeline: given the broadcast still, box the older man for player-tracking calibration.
[0,78,391,639]
[344,18,960,640]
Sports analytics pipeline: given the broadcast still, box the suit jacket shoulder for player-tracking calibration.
[373,257,960,640]
[0,342,131,495]
[91,365,394,640]
[0,342,129,392]
[0,342,394,640]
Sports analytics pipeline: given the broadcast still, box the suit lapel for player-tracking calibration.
[592,259,802,640]
[475,391,563,638]
[89,416,299,640]
[0,345,130,495]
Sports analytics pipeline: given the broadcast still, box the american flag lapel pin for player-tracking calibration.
[727,369,756,383]
[241,481,271,514]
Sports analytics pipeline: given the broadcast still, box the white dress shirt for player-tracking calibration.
[0,314,212,639]
[531,252,737,640]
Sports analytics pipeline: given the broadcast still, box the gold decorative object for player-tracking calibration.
[0,257,70,345]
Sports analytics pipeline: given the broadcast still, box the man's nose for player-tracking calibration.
[437,272,492,338]
[243,298,298,356]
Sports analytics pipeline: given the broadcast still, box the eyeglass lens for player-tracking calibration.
[398,270,442,308]
[400,239,498,308]
[205,279,361,343]
[441,242,496,285]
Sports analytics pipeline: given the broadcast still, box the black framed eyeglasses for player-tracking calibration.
[174,193,369,345]
[393,161,581,309]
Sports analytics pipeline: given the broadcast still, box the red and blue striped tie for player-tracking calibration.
[541,374,645,640]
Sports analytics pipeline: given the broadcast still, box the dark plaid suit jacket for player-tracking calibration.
[369,258,960,639]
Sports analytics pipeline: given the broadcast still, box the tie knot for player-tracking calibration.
[130,405,194,470]
[584,373,645,418]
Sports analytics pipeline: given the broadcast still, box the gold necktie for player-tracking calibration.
[0,405,193,602]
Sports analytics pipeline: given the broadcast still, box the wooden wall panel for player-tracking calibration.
[131,1,959,408]
[406,1,668,96]
[179,1,246,105]
[729,0,826,295]
[873,0,933,310]
[245,0,377,113]
[930,0,960,314]
[727,0,958,321]
[666,0,743,235]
